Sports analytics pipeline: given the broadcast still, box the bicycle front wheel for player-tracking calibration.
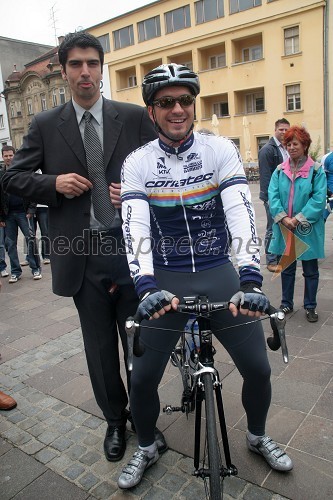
[203,372,223,499]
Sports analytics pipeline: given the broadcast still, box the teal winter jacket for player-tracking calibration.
[268,157,327,260]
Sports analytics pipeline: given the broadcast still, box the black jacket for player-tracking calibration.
[258,137,284,202]
[0,167,36,222]
[2,98,156,296]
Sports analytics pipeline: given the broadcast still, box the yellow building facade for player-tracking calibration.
[88,0,331,160]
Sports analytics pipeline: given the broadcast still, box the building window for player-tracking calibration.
[128,75,137,87]
[213,101,229,117]
[242,45,262,62]
[165,6,191,34]
[52,89,57,108]
[257,136,269,151]
[0,115,4,128]
[97,34,110,53]
[284,26,299,55]
[245,92,264,113]
[138,16,161,42]
[41,94,47,111]
[113,25,134,50]
[181,61,193,70]
[27,98,33,115]
[230,0,261,14]
[286,84,301,111]
[10,105,15,118]
[231,138,240,149]
[195,0,224,24]
[59,87,66,104]
[209,54,226,69]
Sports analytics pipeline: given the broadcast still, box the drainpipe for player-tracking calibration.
[323,0,330,152]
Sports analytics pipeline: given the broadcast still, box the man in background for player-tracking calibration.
[258,119,290,272]
[0,145,41,283]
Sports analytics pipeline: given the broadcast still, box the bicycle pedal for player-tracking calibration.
[163,404,184,415]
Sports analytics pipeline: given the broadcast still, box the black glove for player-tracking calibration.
[138,289,176,320]
[229,282,270,313]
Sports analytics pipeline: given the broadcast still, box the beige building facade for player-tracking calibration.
[88,0,331,160]
[3,47,71,151]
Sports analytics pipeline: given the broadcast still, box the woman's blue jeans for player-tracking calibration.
[281,259,319,310]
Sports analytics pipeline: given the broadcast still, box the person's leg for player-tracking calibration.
[302,259,319,310]
[73,265,129,426]
[263,201,277,265]
[206,263,291,471]
[0,227,7,273]
[280,260,297,310]
[36,208,50,260]
[16,213,40,274]
[4,214,21,277]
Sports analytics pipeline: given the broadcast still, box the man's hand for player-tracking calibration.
[56,173,92,198]
[0,222,5,228]
[138,290,179,320]
[109,182,121,209]
[229,282,270,318]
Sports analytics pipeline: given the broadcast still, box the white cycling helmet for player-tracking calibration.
[142,63,200,105]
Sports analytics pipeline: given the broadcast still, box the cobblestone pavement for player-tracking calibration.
[1,183,332,499]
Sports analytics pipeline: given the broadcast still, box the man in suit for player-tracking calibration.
[258,118,290,272]
[2,31,166,462]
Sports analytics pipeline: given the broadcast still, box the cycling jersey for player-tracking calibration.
[121,132,262,296]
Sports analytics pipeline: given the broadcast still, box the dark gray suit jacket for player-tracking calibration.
[258,137,284,202]
[2,98,157,296]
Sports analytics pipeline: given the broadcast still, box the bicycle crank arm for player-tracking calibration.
[163,405,184,415]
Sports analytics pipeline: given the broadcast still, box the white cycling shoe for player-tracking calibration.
[118,448,159,489]
[247,434,293,471]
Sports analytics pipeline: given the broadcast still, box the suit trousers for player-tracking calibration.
[73,232,139,426]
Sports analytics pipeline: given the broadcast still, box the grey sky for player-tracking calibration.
[2,0,155,46]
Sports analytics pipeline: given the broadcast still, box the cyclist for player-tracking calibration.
[117,64,293,489]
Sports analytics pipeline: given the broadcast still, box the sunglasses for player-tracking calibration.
[152,94,195,109]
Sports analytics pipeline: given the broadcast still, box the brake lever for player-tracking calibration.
[266,306,289,364]
[125,312,145,371]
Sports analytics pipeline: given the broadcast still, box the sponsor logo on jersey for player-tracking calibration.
[156,157,171,175]
[145,172,214,188]
[191,199,216,211]
[184,161,203,173]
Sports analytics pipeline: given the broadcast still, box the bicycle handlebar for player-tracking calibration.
[125,299,289,371]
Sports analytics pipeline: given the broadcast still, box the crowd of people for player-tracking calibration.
[1,31,332,488]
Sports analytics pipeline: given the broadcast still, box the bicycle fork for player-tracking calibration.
[193,369,238,480]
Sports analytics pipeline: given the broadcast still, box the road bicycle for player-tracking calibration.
[125,296,288,500]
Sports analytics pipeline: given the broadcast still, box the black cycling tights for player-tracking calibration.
[130,263,271,447]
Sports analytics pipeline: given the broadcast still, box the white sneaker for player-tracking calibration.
[33,271,42,280]
[1,270,9,277]
[118,448,159,489]
[247,434,293,471]
[43,258,50,265]
[8,275,21,284]
[20,260,29,267]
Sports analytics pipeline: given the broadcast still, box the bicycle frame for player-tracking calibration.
[164,296,238,488]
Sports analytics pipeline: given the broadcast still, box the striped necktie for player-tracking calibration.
[83,111,115,227]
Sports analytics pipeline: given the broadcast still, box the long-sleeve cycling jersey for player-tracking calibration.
[121,132,262,296]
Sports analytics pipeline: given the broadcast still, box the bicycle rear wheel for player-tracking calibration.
[203,372,223,499]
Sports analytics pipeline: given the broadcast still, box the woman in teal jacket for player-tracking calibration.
[268,126,327,322]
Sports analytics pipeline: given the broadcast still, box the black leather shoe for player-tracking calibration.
[154,427,168,454]
[128,413,168,455]
[104,425,126,462]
